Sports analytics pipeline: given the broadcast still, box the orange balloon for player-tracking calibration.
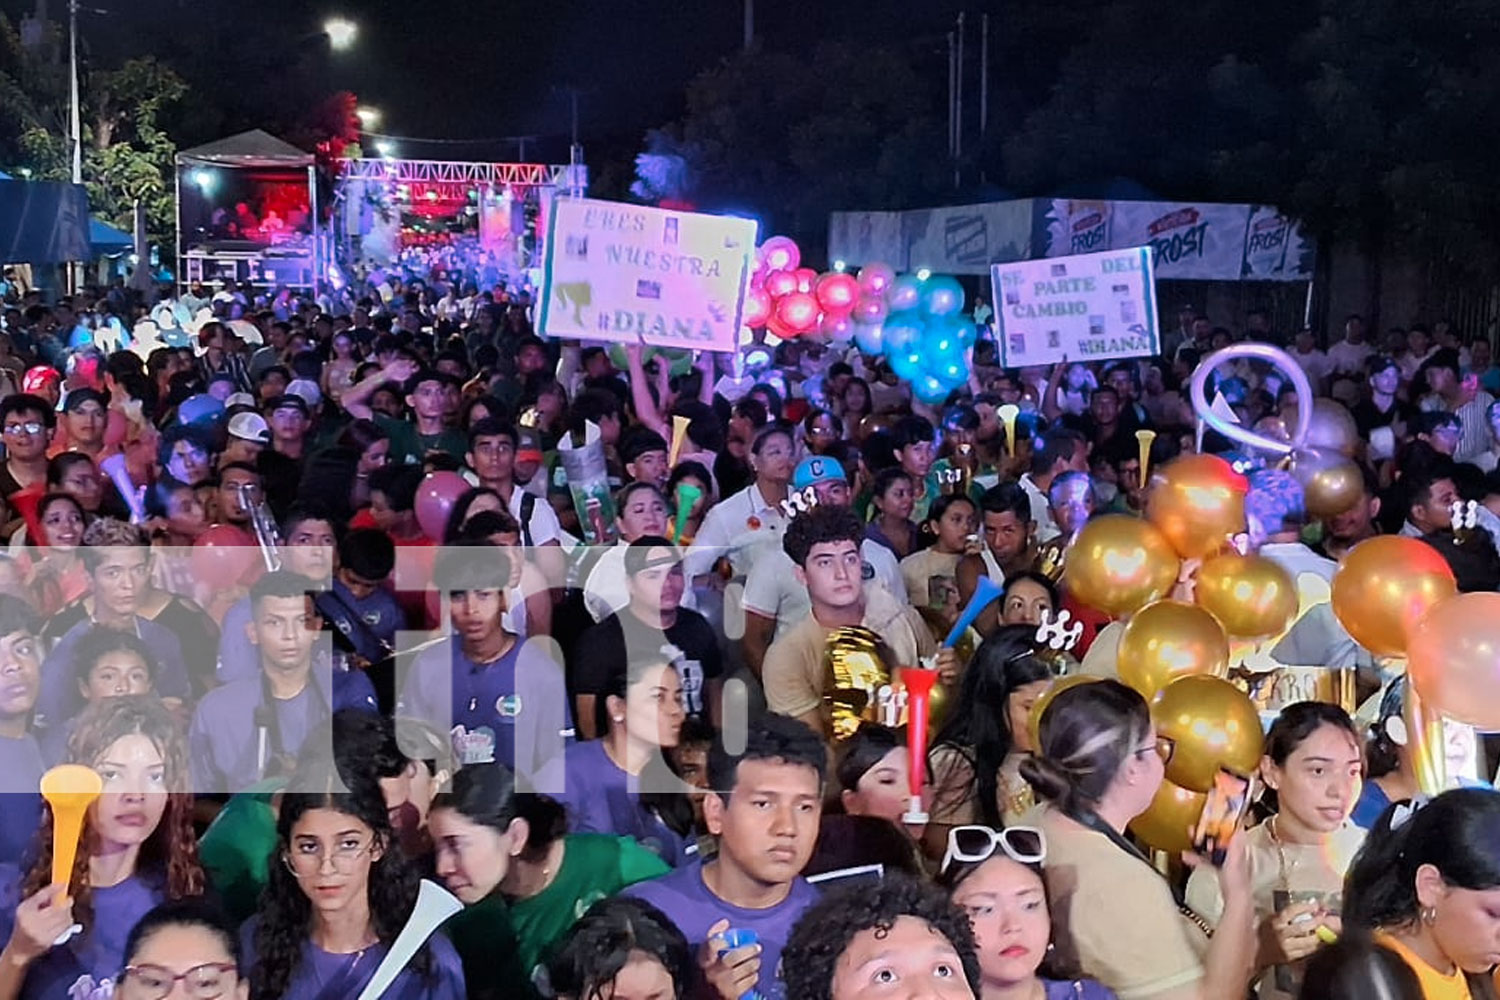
[1128,779,1205,854]
[1117,600,1229,700]
[1027,674,1100,748]
[1331,536,1457,657]
[1146,454,1248,559]
[1291,447,1364,519]
[1407,592,1500,730]
[1153,675,1265,793]
[1065,515,1180,617]
[1195,552,1297,638]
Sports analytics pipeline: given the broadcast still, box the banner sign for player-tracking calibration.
[990,246,1160,368]
[539,198,757,351]
[828,202,1034,276]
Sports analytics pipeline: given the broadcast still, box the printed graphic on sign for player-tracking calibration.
[990,246,1160,368]
[539,198,757,351]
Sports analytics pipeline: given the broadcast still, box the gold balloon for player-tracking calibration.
[1129,778,1206,854]
[1305,399,1360,457]
[1330,535,1457,658]
[1153,675,1265,793]
[823,627,893,742]
[1117,601,1229,700]
[1146,454,1248,559]
[1407,592,1500,731]
[1291,447,1364,519]
[1027,674,1099,748]
[1194,552,1297,638]
[1064,515,1180,617]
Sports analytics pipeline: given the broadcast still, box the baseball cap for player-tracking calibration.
[22,366,60,394]
[265,394,311,418]
[623,536,682,577]
[793,455,847,491]
[227,412,272,443]
[61,387,108,413]
[286,378,323,408]
[403,368,460,395]
[516,427,544,463]
[225,392,256,410]
[178,393,224,426]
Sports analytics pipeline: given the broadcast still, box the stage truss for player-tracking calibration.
[337,157,570,191]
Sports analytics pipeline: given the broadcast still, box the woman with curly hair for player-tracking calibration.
[243,768,466,1000]
[0,695,204,1000]
[783,873,981,1000]
[544,896,692,1000]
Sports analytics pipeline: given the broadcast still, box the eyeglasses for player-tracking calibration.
[282,838,376,876]
[3,422,42,437]
[120,963,238,1000]
[1137,735,1176,766]
[941,824,1047,874]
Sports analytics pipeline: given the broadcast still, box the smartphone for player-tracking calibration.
[1192,767,1252,866]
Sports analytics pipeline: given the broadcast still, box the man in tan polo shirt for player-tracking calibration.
[762,504,957,737]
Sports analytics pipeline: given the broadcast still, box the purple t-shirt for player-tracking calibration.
[1045,979,1118,1000]
[240,915,467,1000]
[624,861,818,1000]
[38,616,192,729]
[397,635,570,787]
[188,665,378,793]
[0,865,163,999]
[552,739,694,867]
[0,734,44,866]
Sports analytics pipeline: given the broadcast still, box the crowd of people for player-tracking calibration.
[0,275,1492,1000]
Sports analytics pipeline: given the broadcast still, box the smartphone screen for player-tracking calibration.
[1193,767,1252,866]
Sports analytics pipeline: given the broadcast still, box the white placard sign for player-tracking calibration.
[539,198,757,351]
[990,246,1160,368]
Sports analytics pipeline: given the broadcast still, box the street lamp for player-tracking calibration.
[356,107,381,128]
[323,17,357,50]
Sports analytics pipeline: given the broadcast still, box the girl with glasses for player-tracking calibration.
[1019,679,1258,1000]
[246,775,466,1000]
[116,900,247,1000]
[0,696,204,1000]
[937,825,1117,999]
[1185,702,1366,1000]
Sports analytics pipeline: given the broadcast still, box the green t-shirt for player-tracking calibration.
[374,413,469,466]
[197,779,284,924]
[444,894,531,1000]
[509,833,670,982]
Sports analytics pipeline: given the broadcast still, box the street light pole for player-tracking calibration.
[68,0,82,185]
[743,0,753,52]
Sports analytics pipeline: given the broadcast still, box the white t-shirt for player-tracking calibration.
[1326,339,1373,377]
[507,484,562,546]
[1019,474,1060,543]
[741,541,906,640]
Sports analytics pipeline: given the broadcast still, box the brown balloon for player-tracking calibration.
[1195,552,1298,638]
[1304,399,1360,457]
[1117,600,1230,700]
[1064,515,1180,618]
[1330,535,1457,658]
[1027,674,1099,748]
[1153,675,1265,793]
[1129,779,1206,855]
[1146,454,1248,559]
[1291,447,1364,519]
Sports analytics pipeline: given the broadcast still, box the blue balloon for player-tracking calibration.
[924,315,969,361]
[881,311,925,355]
[921,276,965,318]
[913,374,951,404]
[890,349,924,381]
[888,275,923,313]
[957,322,978,348]
[933,357,968,386]
[853,321,885,356]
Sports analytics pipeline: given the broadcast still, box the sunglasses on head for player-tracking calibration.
[941,824,1047,875]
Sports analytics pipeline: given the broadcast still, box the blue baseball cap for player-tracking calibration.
[178,393,225,426]
[793,455,846,491]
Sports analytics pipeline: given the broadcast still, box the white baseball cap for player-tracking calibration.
[227,412,271,443]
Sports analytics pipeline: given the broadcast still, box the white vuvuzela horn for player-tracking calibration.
[354,879,463,1000]
[99,453,145,523]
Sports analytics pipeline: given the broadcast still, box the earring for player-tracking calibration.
[1421,906,1438,926]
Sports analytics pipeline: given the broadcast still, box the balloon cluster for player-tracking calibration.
[743,236,861,343]
[869,270,975,404]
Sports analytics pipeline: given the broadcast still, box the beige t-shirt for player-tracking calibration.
[1033,805,1209,1000]
[900,548,961,612]
[1185,819,1365,1000]
[928,748,1034,828]
[762,589,936,719]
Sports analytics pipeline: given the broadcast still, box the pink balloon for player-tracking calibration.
[858,262,896,297]
[776,291,821,334]
[744,287,773,328]
[764,269,799,300]
[794,268,818,295]
[191,525,260,589]
[819,312,855,341]
[853,295,889,325]
[103,410,127,447]
[415,471,469,540]
[760,236,801,273]
[815,273,860,314]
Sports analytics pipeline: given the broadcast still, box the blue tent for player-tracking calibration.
[89,217,133,256]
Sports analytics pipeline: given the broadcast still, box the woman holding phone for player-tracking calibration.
[1186,701,1367,1000]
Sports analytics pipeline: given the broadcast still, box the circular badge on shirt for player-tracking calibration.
[495,693,524,718]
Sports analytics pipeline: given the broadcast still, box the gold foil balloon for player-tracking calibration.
[822,627,893,742]
[1406,592,1500,730]
[1027,674,1099,748]
[1331,536,1457,658]
[1290,447,1364,519]
[1128,779,1206,854]
[1117,601,1229,700]
[1065,515,1180,617]
[1304,399,1360,457]
[1153,675,1265,793]
[1146,454,1249,559]
[1194,552,1297,638]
